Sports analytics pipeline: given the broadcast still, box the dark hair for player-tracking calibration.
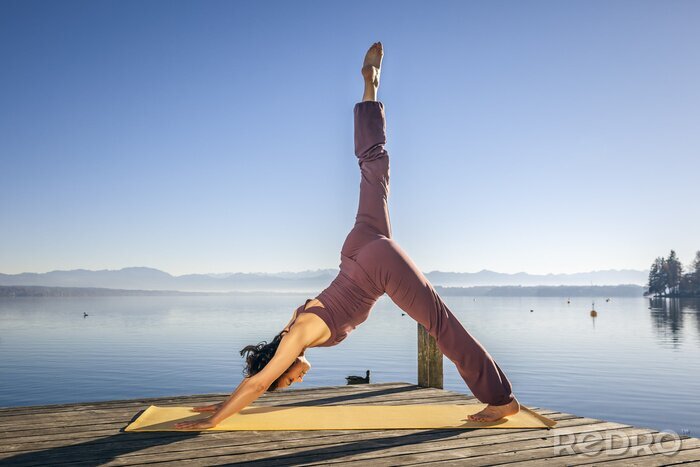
[239,331,292,391]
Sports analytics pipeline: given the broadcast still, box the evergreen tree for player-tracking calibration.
[691,251,700,295]
[647,250,700,297]
[648,256,667,295]
[665,250,683,295]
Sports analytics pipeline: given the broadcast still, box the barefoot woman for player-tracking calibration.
[175,42,520,429]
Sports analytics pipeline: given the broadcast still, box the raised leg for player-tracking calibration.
[341,43,391,258]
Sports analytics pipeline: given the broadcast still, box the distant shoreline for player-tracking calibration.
[435,285,645,297]
[0,284,646,298]
[646,293,700,299]
[0,285,215,297]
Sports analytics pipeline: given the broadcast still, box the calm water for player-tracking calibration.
[1,295,699,437]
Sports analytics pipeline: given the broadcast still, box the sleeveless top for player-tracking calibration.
[286,299,337,348]
[287,254,383,347]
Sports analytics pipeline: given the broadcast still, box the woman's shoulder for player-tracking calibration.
[283,298,325,333]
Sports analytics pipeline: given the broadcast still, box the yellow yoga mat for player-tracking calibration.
[125,404,556,431]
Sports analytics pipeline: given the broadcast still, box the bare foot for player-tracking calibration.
[467,397,521,422]
[362,41,383,87]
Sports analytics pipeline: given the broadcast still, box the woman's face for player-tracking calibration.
[276,356,311,389]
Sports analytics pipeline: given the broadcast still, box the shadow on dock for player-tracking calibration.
[0,386,429,466]
[0,432,200,467]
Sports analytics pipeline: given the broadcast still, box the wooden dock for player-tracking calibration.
[1,382,698,466]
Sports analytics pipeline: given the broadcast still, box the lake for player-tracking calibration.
[1,294,698,437]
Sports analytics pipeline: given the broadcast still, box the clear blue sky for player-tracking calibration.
[1,0,698,276]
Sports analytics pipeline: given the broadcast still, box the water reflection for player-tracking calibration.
[648,298,700,348]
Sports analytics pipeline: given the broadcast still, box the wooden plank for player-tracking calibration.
[0,410,571,466]
[0,396,560,460]
[0,392,480,440]
[0,388,476,430]
[368,431,700,466]
[0,390,470,427]
[0,383,466,422]
[0,394,496,448]
[177,425,647,467]
[0,414,564,467]
[3,383,690,467]
[0,398,487,452]
[0,382,415,415]
[0,411,563,464]
[0,405,564,460]
[0,382,413,415]
[78,418,620,466]
[0,404,556,457]
[0,405,557,458]
[417,323,443,389]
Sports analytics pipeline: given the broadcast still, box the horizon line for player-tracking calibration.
[0,266,649,277]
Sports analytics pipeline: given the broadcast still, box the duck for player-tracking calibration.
[345,370,370,385]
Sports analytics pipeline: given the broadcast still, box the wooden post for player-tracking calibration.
[417,323,443,388]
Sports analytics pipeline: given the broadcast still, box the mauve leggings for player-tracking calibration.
[318,101,514,406]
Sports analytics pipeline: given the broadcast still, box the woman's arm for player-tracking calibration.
[174,328,307,429]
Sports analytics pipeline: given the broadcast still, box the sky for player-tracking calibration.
[1,0,699,276]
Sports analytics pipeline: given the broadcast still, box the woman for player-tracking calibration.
[175,42,520,429]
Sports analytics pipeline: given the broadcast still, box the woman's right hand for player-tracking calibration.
[191,402,223,413]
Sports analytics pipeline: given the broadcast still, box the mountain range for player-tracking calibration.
[0,267,648,293]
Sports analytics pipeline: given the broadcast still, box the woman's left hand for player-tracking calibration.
[174,416,218,430]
